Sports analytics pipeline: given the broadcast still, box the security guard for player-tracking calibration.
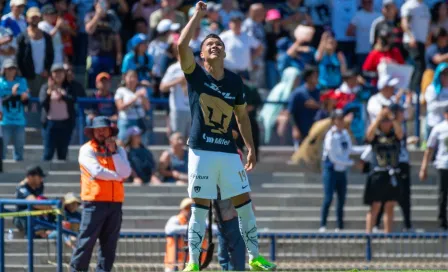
[319,109,353,232]
[70,116,131,272]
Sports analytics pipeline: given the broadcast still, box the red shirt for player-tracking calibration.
[362,47,405,72]
[61,13,77,56]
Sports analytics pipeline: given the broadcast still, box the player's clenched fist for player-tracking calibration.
[195,1,207,17]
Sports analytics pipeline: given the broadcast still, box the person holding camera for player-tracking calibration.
[70,116,131,272]
[364,105,403,233]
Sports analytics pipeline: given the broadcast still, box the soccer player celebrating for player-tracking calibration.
[177,1,276,271]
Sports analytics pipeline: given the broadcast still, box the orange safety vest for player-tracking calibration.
[79,140,125,202]
[164,213,207,270]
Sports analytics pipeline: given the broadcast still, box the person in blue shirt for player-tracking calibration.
[315,31,347,89]
[122,34,153,84]
[0,58,28,161]
[288,66,321,147]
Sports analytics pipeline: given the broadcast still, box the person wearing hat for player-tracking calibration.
[86,72,117,126]
[70,116,131,272]
[364,105,403,233]
[38,4,64,64]
[420,106,448,229]
[16,7,54,97]
[39,63,76,161]
[13,165,51,235]
[1,0,27,33]
[121,33,154,87]
[0,58,29,161]
[84,0,122,88]
[319,109,353,232]
[148,19,174,80]
[0,26,17,67]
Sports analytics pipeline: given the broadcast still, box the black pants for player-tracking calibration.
[43,120,73,161]
[70,202,122,272]
[376,163,412,229]
[438,169,448,229]
[404,42,426,92]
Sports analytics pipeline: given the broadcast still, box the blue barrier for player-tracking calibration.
[0,199,63,272]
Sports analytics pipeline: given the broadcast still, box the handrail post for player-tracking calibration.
[78,104,85,144]
[365,235,372,262]
[56,201,63,272]
[270,235,276,262]
[27,204,33,272]
[0,203,4,272]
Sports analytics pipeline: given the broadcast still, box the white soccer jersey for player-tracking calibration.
[428,120,448,169]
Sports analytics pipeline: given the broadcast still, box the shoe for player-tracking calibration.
[372,226,379,233]
[334,228,341,233]
[183,263,199,271]
[249,255,277,271]
[318,227,326,233]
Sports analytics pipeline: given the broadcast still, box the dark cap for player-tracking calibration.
[331,109,345,119]
[41,4,57,15]
[26,166,46,177]
[388,103,404,113]
[230,12,244,21]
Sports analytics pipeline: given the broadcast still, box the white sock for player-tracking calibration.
[187,204,208,264]
[235,200,259,261]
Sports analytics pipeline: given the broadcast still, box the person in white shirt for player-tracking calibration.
[346,0,382,70]
[420,107,448,230]
[401,0,430,91]
[1,0,27,33]
[219,13,263,79]
[38,4,65,64]
[424,63,448,138]
[319,109,353,233]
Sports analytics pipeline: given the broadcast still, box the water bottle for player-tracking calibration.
[7,229,13,240]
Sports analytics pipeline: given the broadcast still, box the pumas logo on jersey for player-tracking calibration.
[203,133,231,145]
[190,174,209,180]
[204,82,235,100]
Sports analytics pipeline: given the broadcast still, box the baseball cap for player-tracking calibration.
[50,63,65,72]
[230,12,244,21]
[207,2,221,12]
[26,165,46,177]
[170,23,181,32]
[388,103,404,113]
[126,126,142,139]
[157,19,172,33]
[331,109,345,119]
[64,192,81,205]
[377,75,399,90]
[10,0,26,7]
[41,4,57,15]
[26,7,41,18]
[383,0,395,6]
[2,58,17,70]
[129,33,148,49]
[96,72,111,82]
[266,9,281,21]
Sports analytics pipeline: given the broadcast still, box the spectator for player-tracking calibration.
[122,34,153,87]
[420,107,448,230]
[85,0,122,89]
[370,0,404,55]
[0,27,17,68]
[280,32,316,73]
[197,2,223,41]
[127,18,149,52]
[220,13,262,78]
[259,67,301,144]
[264,9,288,89]
[148,19,173,82]
[0,16,22,38]
[54,0,77,63]
[158,132,188,184]
[132,0,159,25]
[330,0,357,68]
[288,66,320,147]
[149,0,186,33]
[319,109,353,232]
[70,116,131,272]
[363,28,405,85]
[69,0,94,66]
[39,63,76,161]
[277,0,312,34]
[38,4,64,64]
[430,2,448,34]
[125,126,161,185]
[424,63,448,138]
[219,0,243,29]
[401,0,430,92]
[114,70,151,145]
[315,31,346,89]
[160,50,190,137]
[13,166,50,236]
[346,0,382,70]
[17,7,54,98]
[63,63,86,98]
[304,0,331,47]
[1,0,27,33]
[108,0,129,17]
[48,192,81,248]
[364,106,403,233]
[86,72,118,126]
[422,27,448,95]
[0,59,28,161]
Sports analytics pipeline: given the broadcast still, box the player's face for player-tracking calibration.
[201,37,225,62]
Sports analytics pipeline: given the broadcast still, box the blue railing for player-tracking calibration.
[0,199,63,272]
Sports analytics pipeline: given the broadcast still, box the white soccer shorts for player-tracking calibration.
[188,148,251,200]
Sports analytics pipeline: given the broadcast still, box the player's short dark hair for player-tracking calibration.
[200,34,225,51]
[303,66,318,81]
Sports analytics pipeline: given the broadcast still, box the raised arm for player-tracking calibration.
[177,1,207,74]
